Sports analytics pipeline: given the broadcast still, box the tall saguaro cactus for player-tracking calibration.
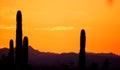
[79,29,86,70]
[8,39,14,64]
[15,10,23,65]
[23,36,28,65]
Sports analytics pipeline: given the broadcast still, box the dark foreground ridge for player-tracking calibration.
[0,10,120,70]
[0,47,120,70]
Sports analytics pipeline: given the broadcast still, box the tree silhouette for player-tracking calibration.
[79,29,86,70]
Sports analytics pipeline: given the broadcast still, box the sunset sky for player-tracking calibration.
[0,0,120,55]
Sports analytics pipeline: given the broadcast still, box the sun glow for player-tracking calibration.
[0,0,120,55]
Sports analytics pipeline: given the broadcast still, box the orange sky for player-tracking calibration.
[0,0,120,55]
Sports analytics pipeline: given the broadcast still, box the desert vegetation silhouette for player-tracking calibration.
[0,10,115,70]
[0,10,29,70]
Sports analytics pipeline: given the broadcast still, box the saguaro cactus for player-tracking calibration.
[8,39,14,64]
[79,29,86,70]
[15,10,23,65]
[23,36,28,65]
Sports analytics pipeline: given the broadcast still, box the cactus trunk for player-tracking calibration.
[23,36,28,65]
[15,10,23,65]
[8,39,14,64]
[79,29,86,70]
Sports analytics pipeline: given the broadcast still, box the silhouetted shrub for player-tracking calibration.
[90,62,99,70]
[102,58,109,70]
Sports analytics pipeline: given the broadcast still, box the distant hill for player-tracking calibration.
[0,46,120,69]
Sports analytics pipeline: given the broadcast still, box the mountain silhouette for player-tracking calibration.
[0,46,120,69]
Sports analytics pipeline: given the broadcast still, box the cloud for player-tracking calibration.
[0,25,76,31]
[0,25,15,30]
[34,26,77,31]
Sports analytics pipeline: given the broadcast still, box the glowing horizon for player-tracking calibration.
[0,0,120,55]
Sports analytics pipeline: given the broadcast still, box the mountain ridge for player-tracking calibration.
[0,46,120,68]
[0,46,119,56]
